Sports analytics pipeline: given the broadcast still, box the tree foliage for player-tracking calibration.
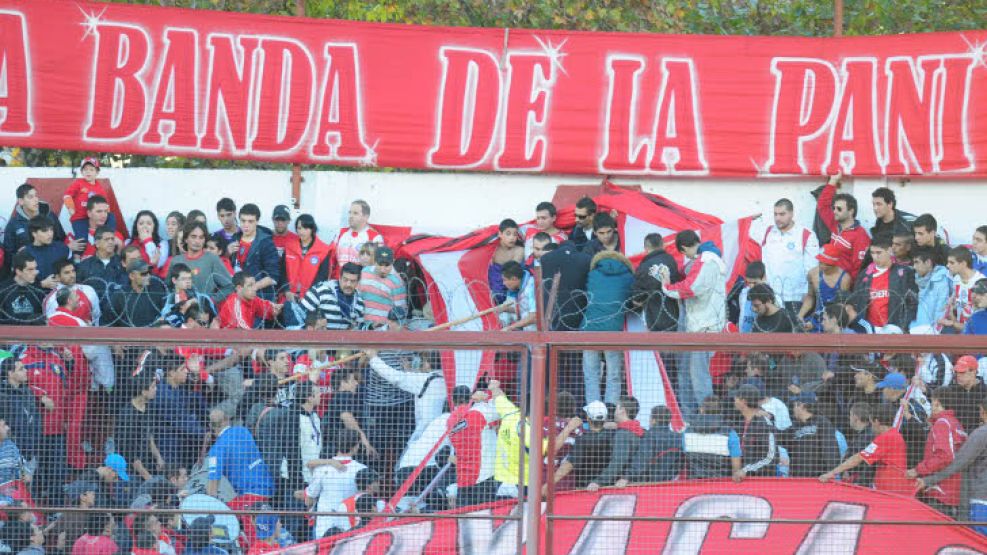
[8,0,985,168]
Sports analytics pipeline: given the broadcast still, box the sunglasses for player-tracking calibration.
[574,213,589,220]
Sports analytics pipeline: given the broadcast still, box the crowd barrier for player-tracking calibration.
[0,327,985,554]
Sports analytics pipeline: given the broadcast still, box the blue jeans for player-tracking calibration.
[971,501,987,536]
[676,350,713,416]
[583,350,623,404]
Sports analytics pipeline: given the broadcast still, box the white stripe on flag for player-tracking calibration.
[625,312,668,430]
[418,251,483,387]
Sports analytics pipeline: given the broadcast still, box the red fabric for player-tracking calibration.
[817,183,871,280]
[866,269,890,327]
[616,420,645,438]
[271,230,298,255]
[236,239,253,269]
[22,346,69,436]
[228,493,269,549]
[7,4,987,178]
[284,236,331,297]
[447,405,489,487]
[63,178,108,221]
[915,410,966,506]
[859,428,913,497]
[218,294,275,329]
[44,287,95,324]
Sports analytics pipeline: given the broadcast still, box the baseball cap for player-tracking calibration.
[104,453,130,481]
[971,279,987,296]
[272,205,291,221]
[375,246,394,265]
[583,400,607,421]
[80,157,100,171]
[816,243,841,265]
[954,355,979,374]
[126,259,150,274]
[876,372,907,391]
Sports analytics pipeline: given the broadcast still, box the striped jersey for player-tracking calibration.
[333,227,383,268]
[357,267,407,324]
[299,280,365,330]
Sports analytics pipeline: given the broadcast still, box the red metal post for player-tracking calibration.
[543,346,560,554]
[291,0,306,209]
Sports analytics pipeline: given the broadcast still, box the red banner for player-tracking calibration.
[2,1,987,177]
[279,479,987,554]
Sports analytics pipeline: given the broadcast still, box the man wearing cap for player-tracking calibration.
[357,246,407,326]
[878,371,929,467]
[731,384,777,481]
[963,279,987,335]
[948,356,987,433]
[798,243,851,331]
[106,258,167,328]
[754,198,819,314]
[777,393,840,478]
[547,400,613,492]
[270,204,297,259]
[587,396,645,491]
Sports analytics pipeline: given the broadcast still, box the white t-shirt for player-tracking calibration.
[398,413,450,469]
[306,456,366,539]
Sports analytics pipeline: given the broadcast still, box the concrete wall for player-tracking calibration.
[0,166,982,243]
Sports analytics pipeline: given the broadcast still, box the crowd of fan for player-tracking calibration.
[0,159,986,553]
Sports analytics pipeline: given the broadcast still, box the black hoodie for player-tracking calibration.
[3,202,67,269]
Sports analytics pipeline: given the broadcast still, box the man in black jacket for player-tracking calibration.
[0,251,46,325]
[3,183,76,271]
[778,393,840,477]
[617,406,683,486]
[0,357,41,466]
[587,396,643,491]
[570,197,597,249]
[106,259,166,327]
[631,233,680,332]
[849,234,918,332]
[76,226,129,300]
[732,384,777,480]
[539,241,591,331]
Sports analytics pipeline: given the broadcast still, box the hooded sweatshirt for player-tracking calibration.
[581,251,634,332]
[663,242,726,332]
[924,423,987,518]
[912,265,951,330]
[915,409,966,507]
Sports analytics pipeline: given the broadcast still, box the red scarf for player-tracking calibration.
[617,420,645,438]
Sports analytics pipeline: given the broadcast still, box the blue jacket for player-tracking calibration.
[232,229,281,300]
[965,310,987,335]
[153,381,207,467]
[23,242,70,283]
[912,265,951,330]
[581,251,634,332]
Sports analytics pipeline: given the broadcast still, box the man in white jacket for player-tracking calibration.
[658,230,727,415]
[364,349,446,443]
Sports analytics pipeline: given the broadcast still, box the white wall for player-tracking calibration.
[0,167,982,243]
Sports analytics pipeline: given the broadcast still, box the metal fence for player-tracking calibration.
[0,327,985,554]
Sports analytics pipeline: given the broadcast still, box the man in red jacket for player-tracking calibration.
[21,345,71,500]
[908,387,968,515]
[219,272,282,329]
[817,173,871,280]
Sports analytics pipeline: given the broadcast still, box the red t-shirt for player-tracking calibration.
[64,178,108,222]
[236,239,253,271]
[859,428,913,496]
[271,231,297,257]
[867,269,890,327]
[448,405,489,487]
